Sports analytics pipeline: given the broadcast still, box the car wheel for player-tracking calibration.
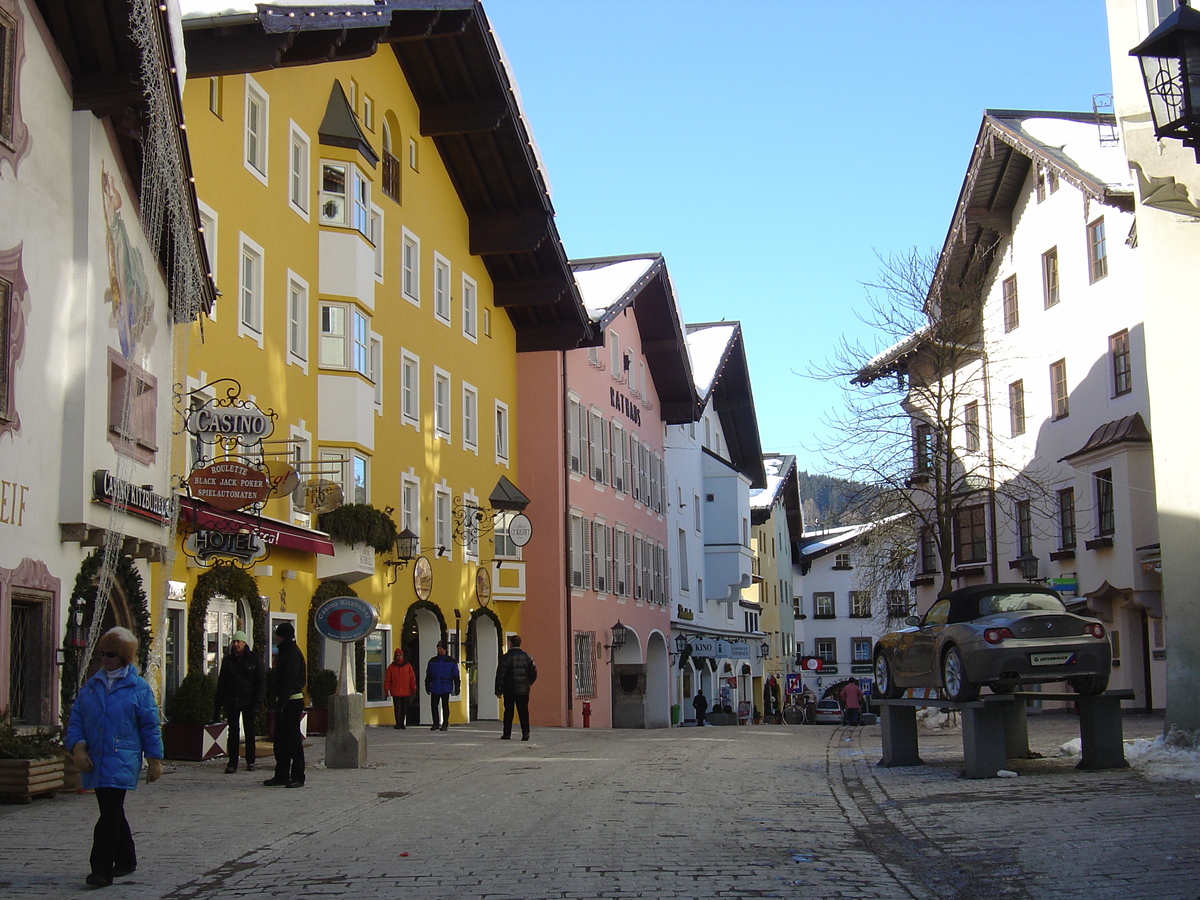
[941,646,979,703]
[874,652,902,700]
[1068,674,1109,695]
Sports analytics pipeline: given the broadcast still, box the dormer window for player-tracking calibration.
[319,161,370,238]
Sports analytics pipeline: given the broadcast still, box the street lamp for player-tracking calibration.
[671,632,692,666]
[384,527,421,585]
[605,621,627,663]
[1130,0,1200,160]
[1017,553,1041,583]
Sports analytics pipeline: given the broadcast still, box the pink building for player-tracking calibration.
[517,255,698,728]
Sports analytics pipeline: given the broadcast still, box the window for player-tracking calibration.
[371,208,383,279]
[850,592,871,618]
[370,336,382,407]
[402,230,419,303]
[1009,380,1026,436]
[592,522,608,591]
[887,591,911,620]
[914,422,934,471]
[433,369,451,441]
[1088,217,1108,283]
[815,639,837,663]
[364,628,389,704]
[574,631,597,699]
[286,273,308,365]
[677,529,689,591]
[107,352,157,460]
[462,275,477,341]
[1042,247,1059,308]
[433,254,451,324]
[362,94,374,131]
[1036,166,1046,203]
[196,202,218,293]
[322,449,368,505]
[814,592,834,618]
[461,383,478,451]
[244,77,268,181]
[207,76,222,118]
[494,401,510,464]
[434,485,451,554]
[566,397,583,474]
[569,513,588,589]
[400,474,420,538]
[1015,499,1032,558]
[400,351,419,426]
[964,401,980,452]
[920,528,938,574]
[954,505,987,564]
[319,302,370,375]
[833,552,851,570]
[590,409,605,482]
[496,512,523,561]
[319,162,347,226]
[408,137,418,170]
[1111,330,1132,396]
[1002,275,1019,332]
[1095,469,1115,537]
[382,123,400,203]
[1050,359,1069,419]
[288,123,310,216]
[238,236,264,339]
[852,638,872,663]
[1058,488,1076,550]
[609,332,621,380]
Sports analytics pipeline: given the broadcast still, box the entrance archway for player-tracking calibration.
[468,610,501,720]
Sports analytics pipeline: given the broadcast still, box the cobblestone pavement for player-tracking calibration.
[2,711,1197,900]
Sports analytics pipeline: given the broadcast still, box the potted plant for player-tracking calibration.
[0,710,65,802]
[752,706,763,726]
[305,669,338,736]
[162,671,226,761]
[318,504,398,553]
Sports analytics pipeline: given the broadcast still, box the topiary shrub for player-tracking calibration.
[165,671,217,726]
[308,669,338,708]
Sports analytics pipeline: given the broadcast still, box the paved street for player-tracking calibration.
[2,711,1197,900]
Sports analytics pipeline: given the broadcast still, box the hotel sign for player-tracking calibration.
[184,529,268,566]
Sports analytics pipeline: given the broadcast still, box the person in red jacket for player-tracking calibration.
[841,677,864,726]
[384,649,417,729]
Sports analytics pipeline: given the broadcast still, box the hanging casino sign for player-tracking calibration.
[183,382,275,450]
[187,461,271,512]
[314,596,379,643]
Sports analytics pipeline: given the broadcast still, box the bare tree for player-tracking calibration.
[810,247,1054,601]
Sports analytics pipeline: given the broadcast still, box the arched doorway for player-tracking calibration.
[402,601,446,726]
[611,626,644,728]
[467,610,501,720]
[645,631,670,728]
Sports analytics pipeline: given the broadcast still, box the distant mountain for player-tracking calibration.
[797,472,872,530]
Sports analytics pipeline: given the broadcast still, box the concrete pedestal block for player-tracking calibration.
[1077,694,1129,770]
[878,704,923,767]
[325,693,368,768]
[961,705,1008,778]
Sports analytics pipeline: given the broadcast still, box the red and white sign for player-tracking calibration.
[800,656,824,672]
[188,462,271,512]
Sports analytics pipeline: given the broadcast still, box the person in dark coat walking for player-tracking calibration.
[65,626,164,888]
[264,621,306,788]
[692,689,709,726]
[494,634,537,741]
[425,641,460,731]
[213,630,266,773]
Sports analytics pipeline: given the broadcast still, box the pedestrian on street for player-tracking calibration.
[65,626,164,888]
[264,621,306,788]
[495,634,537,741]
[841,677,864,726]
[384,648,417,729]
[692,689,709,726]
[425,641,460,731]
[213,629,266,773]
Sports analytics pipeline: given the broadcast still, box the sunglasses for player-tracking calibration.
[99,651,120,659]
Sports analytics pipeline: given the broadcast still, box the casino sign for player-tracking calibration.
[314,596,379,643]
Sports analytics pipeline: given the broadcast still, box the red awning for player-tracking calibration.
[179,497,334,556]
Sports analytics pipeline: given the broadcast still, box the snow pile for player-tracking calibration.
[1056,727,1200,783]
[916,707,958,730]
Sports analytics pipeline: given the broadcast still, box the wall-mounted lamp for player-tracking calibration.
[671,632,692,666]
[758,643,770,659]
[1131,0,1200,160]
[1016,553,1042,583]
[604,621,628,663]
[384,527,421,585]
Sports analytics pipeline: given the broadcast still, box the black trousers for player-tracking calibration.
[695,709,706,726]
[273,698,305,783]
[91,787,135,877]
[430,693,450,727]
[391,696,409,727]
[225,706,256,764]
[502,692,530,737]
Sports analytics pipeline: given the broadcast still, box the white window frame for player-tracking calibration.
[433,367,452,442]
[319,301,370,376]
[288,426,312,526]
[285,271,309,371]
[237,234,264,345]
[321,448,369,506]
[244,76,269,183]
[433,253,452,325]
[434,483,452,555]
[610,332,621,381]
[402,228,420,305]
[371,207,384,281]
[319,160,349,227]
[400,350,420,428]
[589,408,605,483]
[197,200,218,314]
[462,382,478,452]
[288,121,310,218]
[463,489,479,561]
[494,400,510,465]
[461,274,478,342]
[370,334,383,410]
[400,472,420,540]
[362,94,374,131]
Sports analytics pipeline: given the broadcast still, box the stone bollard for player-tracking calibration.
[325,693,368,768]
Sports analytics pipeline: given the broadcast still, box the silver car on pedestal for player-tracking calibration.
[873,583,1111,703]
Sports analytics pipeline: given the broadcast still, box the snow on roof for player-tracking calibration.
[572,257,657,321]
[687,323,737,397]
[798,513,907,557]
[1001,114,1133,191]
[749,456,786,510]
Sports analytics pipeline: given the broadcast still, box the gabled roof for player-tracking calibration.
[686,322,765,488]
[570,254,700,424]
[1059,412,1152,464]
[750,454,801,541]
[179,1,592,352]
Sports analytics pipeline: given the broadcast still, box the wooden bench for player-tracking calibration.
[875,689,1135,778]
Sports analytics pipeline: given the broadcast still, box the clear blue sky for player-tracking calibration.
[482,1,1116,476]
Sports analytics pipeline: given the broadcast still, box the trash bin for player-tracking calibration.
[671,703,681,725]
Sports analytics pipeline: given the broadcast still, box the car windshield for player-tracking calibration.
[978,592,1066,615]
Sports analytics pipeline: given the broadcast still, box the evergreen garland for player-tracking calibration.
[188,564,261,674]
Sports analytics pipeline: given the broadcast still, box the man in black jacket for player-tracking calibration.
[264,622,306,788]
[495,634,537,741]
[214,630,266,774]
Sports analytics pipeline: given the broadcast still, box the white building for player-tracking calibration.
[667,322,766,720]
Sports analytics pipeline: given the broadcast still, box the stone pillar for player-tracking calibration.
[325,693,367,768]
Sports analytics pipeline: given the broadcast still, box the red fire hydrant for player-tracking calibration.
[582,701,591,728]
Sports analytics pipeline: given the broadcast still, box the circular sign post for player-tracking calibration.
[507,513,533,547]
[314,596,379,695]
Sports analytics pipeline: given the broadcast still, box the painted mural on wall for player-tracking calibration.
[102,167,156,357]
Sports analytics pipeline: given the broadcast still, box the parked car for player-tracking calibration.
[813,698,843,725]
[873,582,1111,703]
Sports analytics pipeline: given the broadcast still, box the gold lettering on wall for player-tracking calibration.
[0,480,29,526]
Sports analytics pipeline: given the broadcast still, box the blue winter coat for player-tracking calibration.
[65,665,164,791]
[424,654,460,695]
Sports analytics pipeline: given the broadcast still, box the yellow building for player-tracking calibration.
[165,5,589,730]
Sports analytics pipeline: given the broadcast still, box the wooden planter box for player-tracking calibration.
[304,707,328,736]
[0,757,65,803]
[162,723,227,761]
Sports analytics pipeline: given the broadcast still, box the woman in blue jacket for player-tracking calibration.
[65,626,164,888]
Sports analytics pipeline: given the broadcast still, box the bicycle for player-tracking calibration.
[781,695,810,725]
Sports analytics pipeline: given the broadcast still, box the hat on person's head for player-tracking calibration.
[394,648,404,658]
[232,630,248,644]
[437,641,448,651]
[275,621,295,640]
[98,627,138,664]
